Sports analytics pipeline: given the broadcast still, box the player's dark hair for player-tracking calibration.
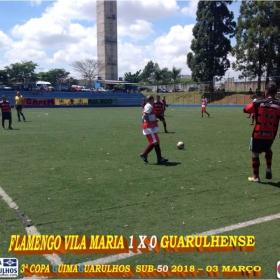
[146,95,154,101]
[265,82,277,96]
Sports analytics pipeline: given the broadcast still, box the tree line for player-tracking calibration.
[187,0,280,91]
[0,59,103,88]
[0,61,78,87]
[1,1,279,92]
[128,1,280,91]
[123,62,188,90]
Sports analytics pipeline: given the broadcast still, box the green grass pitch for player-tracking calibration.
[0,107,279,279]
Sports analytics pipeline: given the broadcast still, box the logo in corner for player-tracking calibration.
[0,258,18,278]
[277,261,280,279]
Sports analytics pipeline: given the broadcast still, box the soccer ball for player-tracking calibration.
[177,141,184,149]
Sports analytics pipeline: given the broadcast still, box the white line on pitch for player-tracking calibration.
[37,113,49,117]
[0,186,63,265]
[1,185,280,267]
[80,212,280,266]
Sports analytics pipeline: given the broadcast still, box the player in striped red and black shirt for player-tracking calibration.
[161,96,168,114]
[154,95,168,133]
[0,95,13,129]
[243,81,280,182]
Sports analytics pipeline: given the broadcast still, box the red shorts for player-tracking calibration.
[201,107,206,112]
[146,133,159,144]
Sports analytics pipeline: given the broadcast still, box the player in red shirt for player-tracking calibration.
[0,95,13,129]
[201,96,210,117]
[154,95,168,133]
[140,95,168,164]
[244,81,280,182]
[161,96,168,115]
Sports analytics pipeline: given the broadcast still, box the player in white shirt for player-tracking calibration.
[140,95,168,164]
[201,96,210,117]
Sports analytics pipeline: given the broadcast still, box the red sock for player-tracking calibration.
[252,157,260,178]
[142,143,154,155]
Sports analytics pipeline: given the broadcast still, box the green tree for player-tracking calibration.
[65,77,79,86]
[187,1,236,91]
[170,66,182,89]
[152,66,163,91]
[37,71,51,82]
[179,77,193,84]
[113,84,125,92]
[47,69,70,86]
[140,61,157,84]
[124,70,142,83]
[5,61,38,84]
[233,1,280,88]
[161,67,172,87]
[0,69,9,84]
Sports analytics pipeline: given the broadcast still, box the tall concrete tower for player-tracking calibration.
[96,0,118,80]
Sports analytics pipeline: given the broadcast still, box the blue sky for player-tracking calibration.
[0,0,241,79]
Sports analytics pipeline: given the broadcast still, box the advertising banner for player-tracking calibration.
[23,98,55,106]
[88,99,117,105]
[55,98,88,106]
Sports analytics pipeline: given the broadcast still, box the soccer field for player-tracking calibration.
[0,107,279,279]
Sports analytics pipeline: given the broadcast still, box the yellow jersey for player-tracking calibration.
[15,95,24,105]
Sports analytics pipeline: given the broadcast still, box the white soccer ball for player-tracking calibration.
[177,141,184,149]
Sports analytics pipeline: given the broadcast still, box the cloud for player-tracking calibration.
[5,48,47,64]
[147,24,194,72]
[1,0,194,77]
[44,0,96,22]
[118,24,194,76]
[0,31,14,50]
[30,0,43,7]
[181,0,199,17]
[119,20,154,40]
[117,0,179,41]
[118,0,179,22]
[49,27,97,65]
[7,0,97,66]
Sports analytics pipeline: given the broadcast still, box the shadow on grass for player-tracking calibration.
[159,131,176,134]
[5,128,20,130]
[153,162,181,166]
[262,182,280,189]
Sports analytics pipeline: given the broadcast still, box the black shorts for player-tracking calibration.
[2,112,11,120]
[16,105,23,111]
[249,138,273,154]
[156,115,165,121]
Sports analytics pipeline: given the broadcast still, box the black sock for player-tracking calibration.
[265,150,272,169]
[154,144,162,161]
